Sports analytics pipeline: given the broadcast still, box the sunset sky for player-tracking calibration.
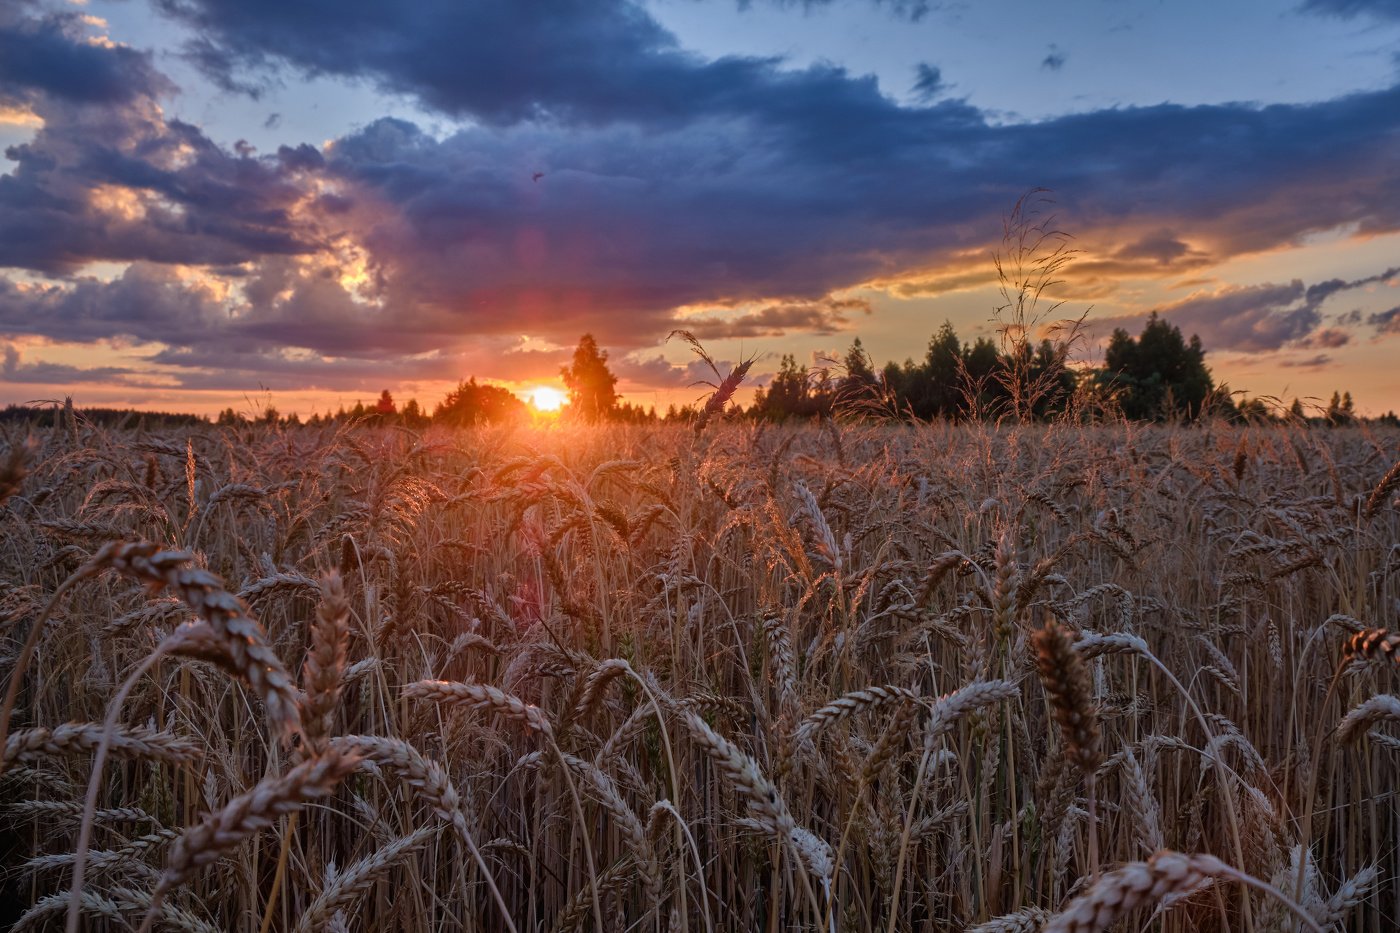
[2,0,1399,417]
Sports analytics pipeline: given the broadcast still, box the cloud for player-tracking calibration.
[676,297,871,340]
[0,101,321,274]
[0,9,171,106]
[1278,353,1334,369]
[0,265,230,346]
[1091,266,1399,352]
[1041,47,1067,71]
[739,0,934,20]
[1369,306,1400,334]
[0,343,137,384]
[4,1,1400,393]
[1299,327,1352,348]
[611,354,736,390]
[912,63,945,101]
[1300,0,1400,21]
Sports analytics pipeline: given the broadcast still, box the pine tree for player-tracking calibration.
[561,334,619,421]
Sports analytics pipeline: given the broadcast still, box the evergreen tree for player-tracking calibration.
[561,334,619,421]
[838,338,879,403]
[918,322,964,419]
[401,398,428,428]
[1099,312,1213,420]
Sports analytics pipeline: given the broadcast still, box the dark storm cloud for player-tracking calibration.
[161,0,945,126]
[0,8,320,274]
[157,0,777,127]
[0,265,230,346]
[1157,282,1321,352]
[0,104,319,274]
[0,10,171,105]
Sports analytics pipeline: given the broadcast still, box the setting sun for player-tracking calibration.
[529,386,566,412]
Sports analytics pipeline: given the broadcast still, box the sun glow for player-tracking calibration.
[529,386,566,412]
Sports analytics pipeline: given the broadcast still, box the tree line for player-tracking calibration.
[320,317,1392,428]
[11,315,1388,430]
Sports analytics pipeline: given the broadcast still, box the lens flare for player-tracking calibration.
[530,387,565,412]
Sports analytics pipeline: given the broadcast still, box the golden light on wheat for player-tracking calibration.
[0,416,1396,930]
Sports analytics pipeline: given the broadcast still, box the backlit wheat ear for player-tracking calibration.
[13,890,124,931]
[1034,617,1102,774]
[1119,747,1163,855]
[328,733,520,933]
[1043,851,1322,933]
[554,752,661,900]
[85,540,302,742]
[1320,864,1379,927]
[572,658,636,723]
[1343,629,1400,666]
[681,710,793,838]
[923,679,1020,751]
[331,735,468,827]
[1363,458,1400,518]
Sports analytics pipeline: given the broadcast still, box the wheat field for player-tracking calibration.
[1,415,1398,931]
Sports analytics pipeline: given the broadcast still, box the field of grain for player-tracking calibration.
[1,416,1398,932]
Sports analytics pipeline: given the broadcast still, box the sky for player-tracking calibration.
[2,0,1399,418]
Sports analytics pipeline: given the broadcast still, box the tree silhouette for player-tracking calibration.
[1099,312,1213,420]
[561,334,618,421]
[434,378,526,426]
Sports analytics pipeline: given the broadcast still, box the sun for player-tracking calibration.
[529,386,566,412]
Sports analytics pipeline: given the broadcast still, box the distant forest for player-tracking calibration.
[3,314,1394,430]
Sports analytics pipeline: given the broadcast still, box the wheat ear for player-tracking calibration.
[143,748,361,928]
[1033,617,1102,773]
[1337,694,1400,743]
[294,826,437,933]
[1344,629,1400,666]
[301,572,350,755]
[329,735,519,933]
[1043,851,1321,933]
